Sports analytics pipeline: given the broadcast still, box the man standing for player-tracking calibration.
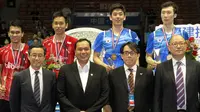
[146,1,188,69]
[0,20,30,112]
[57,38,109,112]
[154,35,200,112]
[109,42,153,112]
[93,3,140,72]
[42,8,77,77]
[9,44,56,112]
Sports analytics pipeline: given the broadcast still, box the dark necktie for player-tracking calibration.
[34,71,40,106]
[128,68,135,111]
[128,69,134,93]
[176,61,185,108]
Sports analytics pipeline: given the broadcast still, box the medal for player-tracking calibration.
[111,54,117,60]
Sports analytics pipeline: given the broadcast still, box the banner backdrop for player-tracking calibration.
[156,24,200,61]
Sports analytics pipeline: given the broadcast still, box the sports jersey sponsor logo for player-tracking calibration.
[5,62,25,70]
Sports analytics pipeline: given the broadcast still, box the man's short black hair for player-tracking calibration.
[120,42,140,54]
[9,19,24,32]
[161,1,178,14]
[28,43,46,56]
[74,38,91,50]
[109,3,126,15]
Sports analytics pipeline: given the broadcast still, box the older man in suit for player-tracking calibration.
[9,44,56,112]
[154,34,200,112]
[57,38,109,112]
[109,42,154,112]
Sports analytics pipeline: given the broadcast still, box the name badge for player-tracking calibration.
[129,94,135,107]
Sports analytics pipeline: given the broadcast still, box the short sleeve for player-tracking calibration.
[182,30,189,40]
[93,32,104,53]
[131,31,140,44]
[146,32,154,54]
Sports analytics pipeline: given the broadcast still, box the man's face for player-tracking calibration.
[8,26,24,43]
[75,41,91,64]
[168,35,187,57]
[121,45,139,67]
[28,48,45,69]
[161,6,176,25]
[52,16,68,35]
[110,8,126,26]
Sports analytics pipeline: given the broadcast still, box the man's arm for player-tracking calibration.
[57,66,80,112]
[9,73,21,112]
[147,70,154,111]
[93,52,113,72]
[51,72,57,112]
[146,53,160,69]
[0,64,2,84]
[153,64,162,112]
[0,64,6,95]
[86,67,109,112]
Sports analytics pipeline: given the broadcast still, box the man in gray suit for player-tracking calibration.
[154,35,200,112]
[9,44,56,112]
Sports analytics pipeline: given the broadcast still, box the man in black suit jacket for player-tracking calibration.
[9,44,56,112]
[154,35,200,112]
[109,42,154,112]
[57,38,109,112]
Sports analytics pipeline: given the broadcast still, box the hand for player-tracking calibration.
[0,84,6,96]
[105,65,115,73]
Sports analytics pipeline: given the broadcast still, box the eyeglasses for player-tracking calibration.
[123,51,136,56]
[170,42,186,47]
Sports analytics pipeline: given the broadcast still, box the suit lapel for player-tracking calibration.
[135,66,142,90]
[72,62,84,91]
[186,60,192,87]
[119,66,128,92]
[85,62,93,93]
[41,68,46,105]
[26,69,34,95]
[167,59,175,83]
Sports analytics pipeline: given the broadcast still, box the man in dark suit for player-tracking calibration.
[109,42,154,112]
[57,38,109,112]
[154,34,200,112]
[9,44,56,112]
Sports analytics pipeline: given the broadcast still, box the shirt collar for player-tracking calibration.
[29,66,43,76]
[124,64,137,72]
[76,61,90,71]
[172,56,186,66]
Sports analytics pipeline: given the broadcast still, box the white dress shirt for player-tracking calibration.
[172,56,187,110]
[77,61,90,92]
[29,66,43,103]
[124,64,137,90]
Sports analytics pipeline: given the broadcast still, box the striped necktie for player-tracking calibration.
[176,61,185,108]
[128,68,135,111]
[34,71,40,106]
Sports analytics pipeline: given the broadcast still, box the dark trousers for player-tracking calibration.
[0,99,11,112]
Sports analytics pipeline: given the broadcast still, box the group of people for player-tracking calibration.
[0,1,199,112]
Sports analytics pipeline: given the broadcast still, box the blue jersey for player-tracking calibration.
[93,28,140,68]
[146,27,189,62]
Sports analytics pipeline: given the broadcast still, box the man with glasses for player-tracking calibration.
[0,20,30,112]
[109,42,153,112]
[9,44,56,112]
[154,35,200,112]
